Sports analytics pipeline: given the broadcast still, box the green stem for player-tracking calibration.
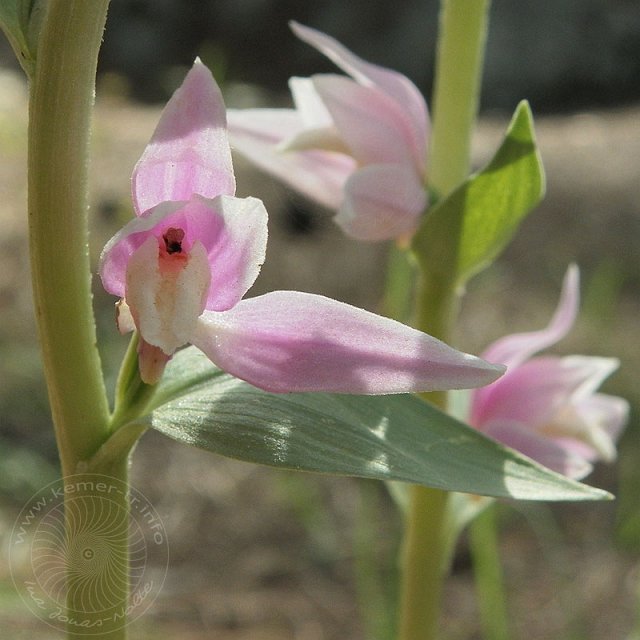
[28,0,111,474]
[428,0,491,198]
[398,486,449,640]
[396,2,491,639]
[354,481,396,640]
[64,463,131,639]
[27,3,132,638]
[382,243,419,324]
[468,504,510,640]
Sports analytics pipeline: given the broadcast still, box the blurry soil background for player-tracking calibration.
[1,5,640,637]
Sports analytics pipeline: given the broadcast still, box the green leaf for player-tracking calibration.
[132,347,609,502]
[0,0,45,78]
[413,101,545,285]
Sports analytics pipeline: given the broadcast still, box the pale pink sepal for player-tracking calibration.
[196,195,268,312]
[227,109,355,210]
[132,59,236,215]
[310,74,419,166]
[290,21,428,172]
[472,356,615,432]
[337,164,428,241]
[482,420,593,479]
[191,291,505,394]
[481,264,580,370]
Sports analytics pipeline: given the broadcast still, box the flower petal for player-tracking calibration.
[471,354,624,466]
[132,59,235,215]
[201,195,268,311]
[481,265,580,369]
[100,195,268,311]
[191,291,504,394]
[290,21,428,171]
[227,108,356,210]
[472,355,612,430]
[563,355,620,400]
[336,164,427,241]
[483,419,593,480]
[289,76,333,128]
[576,393,629,445]
[311,74,418,166]
[100,201,186,298]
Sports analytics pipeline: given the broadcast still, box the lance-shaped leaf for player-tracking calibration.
[0,0,45,78]
[413,101,544,286]
[131,346,610,502]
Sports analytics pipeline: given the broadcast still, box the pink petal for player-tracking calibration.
[200,195,268,311]
[471,354,626,468]
[481,265,580,369]
[132,59,235,215]
[563,355,619,400]
[483,420,593,480]
[311,74,418,167]
[191,291,504,394]
[100,201,186,298]
[290,21,428,171]
[227,108,356,210]
[100,195,268,311]
[472,355,608,430]
[337,164,427,242]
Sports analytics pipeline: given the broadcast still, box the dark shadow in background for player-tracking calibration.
[96,0,640,112]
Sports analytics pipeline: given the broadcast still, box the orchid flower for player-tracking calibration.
[469,266,628,479]
[227,22,429,242]
[99,59,503,392]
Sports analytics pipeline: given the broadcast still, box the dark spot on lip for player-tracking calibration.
[163,227,185,254]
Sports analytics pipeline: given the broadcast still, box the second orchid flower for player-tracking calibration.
[469,266,628,479]
[227,22,430,242]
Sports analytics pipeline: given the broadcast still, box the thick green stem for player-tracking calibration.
[63,463,130,639]
[28,0,111,473]
[397,2,491,639]
[27,3,132,638]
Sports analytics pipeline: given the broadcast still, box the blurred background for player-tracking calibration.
[0,1,639,638]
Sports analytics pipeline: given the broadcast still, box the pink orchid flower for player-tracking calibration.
[99,59,503,391]
[469,266,628,479]
[227,22,429,242]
